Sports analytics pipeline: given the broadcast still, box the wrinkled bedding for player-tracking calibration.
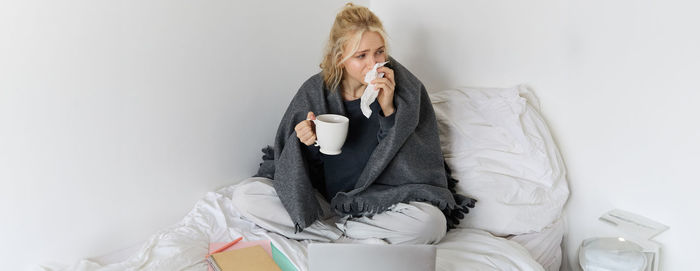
[46,177,544,271]
[430,86,569,237]
[430,86,569,271]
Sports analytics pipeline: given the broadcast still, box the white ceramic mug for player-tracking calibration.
[309,114,349,155]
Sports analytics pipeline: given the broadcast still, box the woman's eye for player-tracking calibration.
[376,50,385,55]
[356,54,365,59]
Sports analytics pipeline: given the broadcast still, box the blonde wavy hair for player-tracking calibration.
[320,3,390,92]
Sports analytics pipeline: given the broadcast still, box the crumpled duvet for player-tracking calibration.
[40,177,543,271]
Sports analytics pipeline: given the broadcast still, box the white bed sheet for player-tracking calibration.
[430,86,569,237]
[429,86,568,271]
[42,178,544,271]
[508,218,565,271]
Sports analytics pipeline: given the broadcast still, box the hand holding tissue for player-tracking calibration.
[360,61,388,118]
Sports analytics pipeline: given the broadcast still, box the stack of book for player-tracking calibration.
[206,238,297,271]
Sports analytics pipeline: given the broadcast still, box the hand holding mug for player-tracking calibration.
[295,111,349,155]
[295,112,317,146]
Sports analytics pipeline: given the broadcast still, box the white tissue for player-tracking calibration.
[360,61,388,118]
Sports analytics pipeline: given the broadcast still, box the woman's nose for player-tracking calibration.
[373,54,385,64]
[366,57,376,67]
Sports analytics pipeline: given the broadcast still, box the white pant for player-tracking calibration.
[231,178,446,245]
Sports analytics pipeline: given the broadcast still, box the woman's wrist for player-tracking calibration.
[381,103,395,116]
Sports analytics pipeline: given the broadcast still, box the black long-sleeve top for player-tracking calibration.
[306,98,395,201]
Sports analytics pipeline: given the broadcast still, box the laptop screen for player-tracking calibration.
[308,243,437,271]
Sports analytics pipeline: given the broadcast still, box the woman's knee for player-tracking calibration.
[383,202,446,245]
[409,202,447,244]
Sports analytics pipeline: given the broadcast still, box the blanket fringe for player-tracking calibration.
[324,162,477,231]
[444,161,477,230]
[253,146,476,232]
[252,146,275,179]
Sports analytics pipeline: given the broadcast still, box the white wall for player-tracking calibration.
[0,0,363,269]
[370,0,700,270]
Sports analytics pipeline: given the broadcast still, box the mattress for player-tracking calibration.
[44,178,545,271]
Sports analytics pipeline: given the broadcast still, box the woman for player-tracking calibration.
[235,3,473,245]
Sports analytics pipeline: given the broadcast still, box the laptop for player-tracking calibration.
[307,243,437,271]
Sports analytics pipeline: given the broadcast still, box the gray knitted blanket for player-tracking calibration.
[255,57,475,232]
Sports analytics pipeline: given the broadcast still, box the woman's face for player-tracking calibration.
[341,31,386,86]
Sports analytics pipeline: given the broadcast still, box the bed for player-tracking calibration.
[44,85,568,271]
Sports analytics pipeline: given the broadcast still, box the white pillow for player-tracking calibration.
[430,85,569,236]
